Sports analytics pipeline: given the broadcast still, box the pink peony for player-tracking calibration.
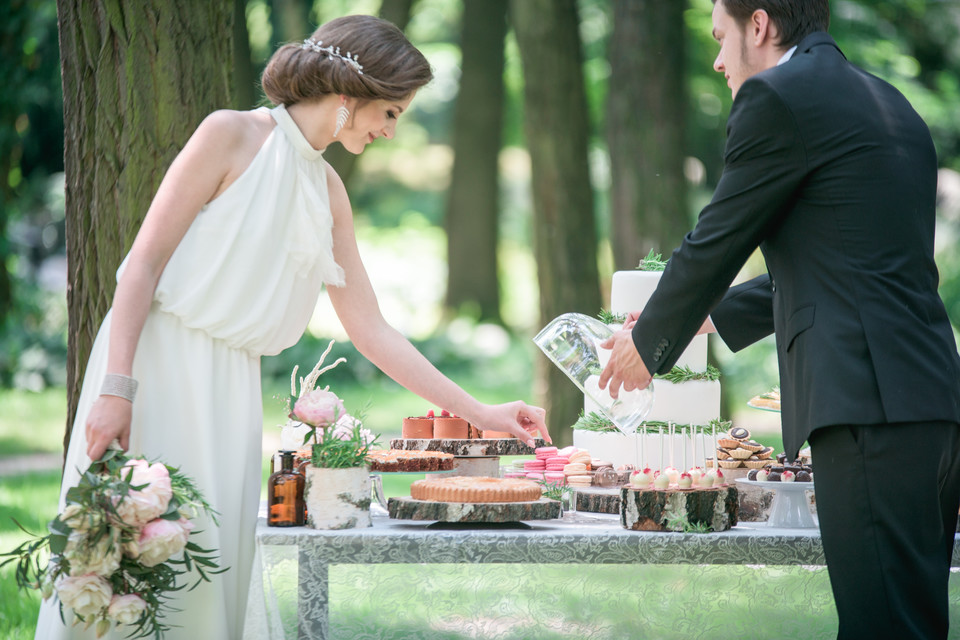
[293,389,344,427]
[115,459,173,526]
[107,593,147,625]
[56,574,112,618]
[137,517,193,567]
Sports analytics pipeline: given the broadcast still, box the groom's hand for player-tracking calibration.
[598,329,652,399]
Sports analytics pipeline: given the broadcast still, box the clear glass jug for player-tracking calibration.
[534,312,654,434]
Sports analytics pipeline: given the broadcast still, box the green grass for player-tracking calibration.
[0,388,69,457]
[0,470,60,639]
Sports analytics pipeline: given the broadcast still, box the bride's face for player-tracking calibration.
[339,94,416,154]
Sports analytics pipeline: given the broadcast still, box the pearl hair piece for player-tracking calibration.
[301,38,364,75]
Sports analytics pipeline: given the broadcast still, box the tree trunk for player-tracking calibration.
[269,0,310,46]
[321,0,417,187]
[58,0,233,451]
[511,0,602,446]
[607,0,688,269]
[443,0,507,323]
[233,0,257,109]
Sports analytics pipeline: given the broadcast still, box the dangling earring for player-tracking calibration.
[333,97,349,138]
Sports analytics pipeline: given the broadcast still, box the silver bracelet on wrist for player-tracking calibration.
[100,373,138,403]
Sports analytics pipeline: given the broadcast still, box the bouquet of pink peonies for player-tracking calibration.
[2,449,225,638]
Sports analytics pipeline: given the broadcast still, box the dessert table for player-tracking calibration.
[246,510,960,639]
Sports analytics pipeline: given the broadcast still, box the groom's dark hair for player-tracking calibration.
[715,0,830,48]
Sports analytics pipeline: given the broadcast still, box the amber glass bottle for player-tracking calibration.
[267,451,305,527]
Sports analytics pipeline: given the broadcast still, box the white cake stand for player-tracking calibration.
[735,478,817,529]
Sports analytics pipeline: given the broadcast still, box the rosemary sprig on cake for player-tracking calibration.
[637,248,668,271]
[654,364,721,383]
[597,309,627,325]
[573,411,731,434]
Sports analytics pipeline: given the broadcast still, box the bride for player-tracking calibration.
[36,14,549,639]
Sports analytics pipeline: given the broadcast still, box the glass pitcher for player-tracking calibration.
[534,312,654,434]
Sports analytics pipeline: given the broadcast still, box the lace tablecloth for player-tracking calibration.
[245,511,960,639]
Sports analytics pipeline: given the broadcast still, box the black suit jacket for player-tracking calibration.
[631,32,960,457]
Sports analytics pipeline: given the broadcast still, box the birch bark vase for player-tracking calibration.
[304,465,372,529]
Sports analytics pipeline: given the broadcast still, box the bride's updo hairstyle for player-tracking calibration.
[261,15,433,105]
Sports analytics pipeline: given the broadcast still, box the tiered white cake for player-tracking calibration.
[573,269,723,471]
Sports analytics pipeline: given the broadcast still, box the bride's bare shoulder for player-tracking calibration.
[194,108,275,154]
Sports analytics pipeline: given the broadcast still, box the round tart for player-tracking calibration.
[410,477,542,503]
[718,438,740,449]
[729,447,753,459]
[729,427,751,441]
[719,459,742,469]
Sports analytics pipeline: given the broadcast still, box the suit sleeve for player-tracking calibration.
[711,275,775,352]
[631,76,806,374]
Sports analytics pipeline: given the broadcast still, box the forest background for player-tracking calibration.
[3,0,960,452]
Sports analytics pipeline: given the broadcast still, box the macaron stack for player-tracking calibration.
[564,449,593,489]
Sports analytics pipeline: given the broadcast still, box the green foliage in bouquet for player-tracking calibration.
[1,449,225,639]
[285,340,381,469]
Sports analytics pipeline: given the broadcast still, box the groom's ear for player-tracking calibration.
[749,9,779,48]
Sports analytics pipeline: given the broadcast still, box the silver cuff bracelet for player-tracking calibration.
[100,373,138,403]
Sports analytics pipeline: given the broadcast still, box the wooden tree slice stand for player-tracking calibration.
[388,496,561,525]
[389,438,546,477]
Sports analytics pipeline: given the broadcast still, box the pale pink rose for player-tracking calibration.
[60,503,101,533]
[137,517,193,567]
[107,593,147,625]
[293,389,344,427]
[115,459,172,526]
[56,574,112,618]
[65,531,122,577]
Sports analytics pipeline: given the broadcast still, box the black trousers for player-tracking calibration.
[809,421,960,639]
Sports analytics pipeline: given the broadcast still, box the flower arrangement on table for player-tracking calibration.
[279,341,382,529]
[281,340,380,468]
[1,450,224,638]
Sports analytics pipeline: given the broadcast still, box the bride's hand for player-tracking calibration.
[477,401,551,447]
[85,396,132,460]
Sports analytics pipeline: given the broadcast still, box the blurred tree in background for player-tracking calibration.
[512,0,602,445]
[443,0,508,324]
[607,0,689,271]
[4,0,960,444]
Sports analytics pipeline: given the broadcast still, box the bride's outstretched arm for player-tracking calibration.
[324,166,550,445]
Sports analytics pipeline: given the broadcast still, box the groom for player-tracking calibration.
[600,1,960,637]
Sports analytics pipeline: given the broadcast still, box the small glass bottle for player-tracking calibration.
[267,450,305,527]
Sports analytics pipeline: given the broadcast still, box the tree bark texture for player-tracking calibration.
[511,0,602,446]
[607,0,688,269]
[443,0,507,322]
[58,0,232,450]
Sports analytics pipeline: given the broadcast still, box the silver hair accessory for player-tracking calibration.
[100,373,138,403]
[333,100,349,138]
[301,38,364,75]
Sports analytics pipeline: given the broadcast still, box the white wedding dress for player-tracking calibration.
[35,105,344,639]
